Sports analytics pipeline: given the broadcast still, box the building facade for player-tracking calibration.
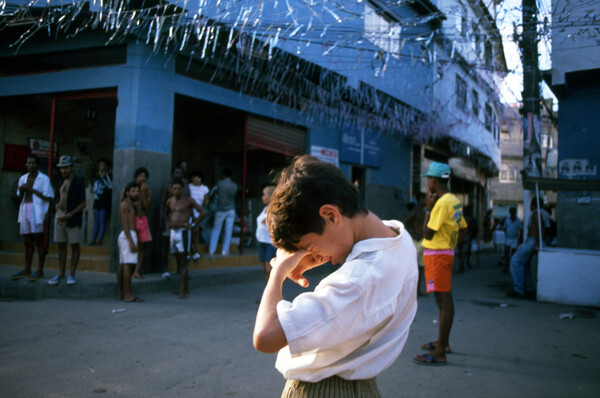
[420,0,507,227]
[1,0,446,270]
[548,0,600,250]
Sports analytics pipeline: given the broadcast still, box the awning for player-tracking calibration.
[448,157,485,185]
[522,175,600,191]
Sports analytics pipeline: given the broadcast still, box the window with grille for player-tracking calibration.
[456,76,467,111]
[485,103,493,131]
[461,16,468,36]
[500,164,518,182]
[472,89,479,117]
[364,3,401,59]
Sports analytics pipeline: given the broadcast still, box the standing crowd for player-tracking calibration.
[11,155,251,301]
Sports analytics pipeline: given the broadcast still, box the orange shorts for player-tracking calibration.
[423,249,454,293]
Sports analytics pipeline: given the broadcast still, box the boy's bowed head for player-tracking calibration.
[266,155,368,254]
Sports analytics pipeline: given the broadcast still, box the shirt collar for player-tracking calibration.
[345,220,405,262]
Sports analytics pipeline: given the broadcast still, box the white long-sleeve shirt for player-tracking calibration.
[17,172,54,227]
[275,220,418,382]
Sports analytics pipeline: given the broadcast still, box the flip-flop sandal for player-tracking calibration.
[413,354,447,366]
[420,341,452,354]
[125,296,143,303]
[11,271,30,280]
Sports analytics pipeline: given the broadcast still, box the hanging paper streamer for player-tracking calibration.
[0,0,509,148]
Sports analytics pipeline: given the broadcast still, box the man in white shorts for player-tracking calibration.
[12,155,54,282]
[165,180,206,299]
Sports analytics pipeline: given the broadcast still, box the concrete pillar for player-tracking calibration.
[109,43,175,272]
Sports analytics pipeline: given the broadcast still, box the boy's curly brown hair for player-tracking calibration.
[267,155,368,252]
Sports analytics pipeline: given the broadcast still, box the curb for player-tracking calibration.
[0,266,266,301]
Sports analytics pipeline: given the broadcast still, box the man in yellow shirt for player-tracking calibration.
[414,162,467,366]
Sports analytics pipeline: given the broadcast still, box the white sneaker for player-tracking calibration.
[161,272,171,279]
[66,275,76,285]
[192,253,201,261]
[47,275,64,285]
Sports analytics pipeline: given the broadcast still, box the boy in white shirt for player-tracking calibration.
[188,170,209,260]
[253,155,418,397]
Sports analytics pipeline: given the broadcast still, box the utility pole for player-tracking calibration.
[520,0,542,228]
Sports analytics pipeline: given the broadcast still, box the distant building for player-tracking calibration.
[490,101,557,220]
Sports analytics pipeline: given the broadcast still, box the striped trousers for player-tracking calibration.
[281,376,380,398]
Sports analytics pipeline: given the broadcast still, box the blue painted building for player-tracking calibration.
[548,0,600,250]
[1,1,448,270]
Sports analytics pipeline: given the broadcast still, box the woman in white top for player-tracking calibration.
[256,186,277,283]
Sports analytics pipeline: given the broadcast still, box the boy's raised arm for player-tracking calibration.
[254,249,318,353]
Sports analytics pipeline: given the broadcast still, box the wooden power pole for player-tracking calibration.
[520,0,542,227]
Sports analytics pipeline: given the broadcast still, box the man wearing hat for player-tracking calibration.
[414,162,467,366]
[48,155,86,285]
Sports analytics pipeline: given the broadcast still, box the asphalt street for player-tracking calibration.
[1,252,598,398]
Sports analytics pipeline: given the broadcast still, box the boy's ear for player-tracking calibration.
[319,204,341,225]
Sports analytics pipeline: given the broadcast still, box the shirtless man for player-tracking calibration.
[404,192,427,296]
[48,156,86,286]
[133,167,152,279]
[117,182,143,302]
[164,179,206,298]
[12,155,54,281]
[159,166,190,277]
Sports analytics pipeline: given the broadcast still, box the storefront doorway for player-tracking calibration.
[0,91,117,244]
[172,95,305,252]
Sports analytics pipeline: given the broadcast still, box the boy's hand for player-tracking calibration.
[271,249,328,288]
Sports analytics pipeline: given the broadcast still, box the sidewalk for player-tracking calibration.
[0,262,266,301]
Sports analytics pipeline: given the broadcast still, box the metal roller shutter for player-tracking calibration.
[246,116,305,156]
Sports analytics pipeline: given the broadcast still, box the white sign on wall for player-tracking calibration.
[310,145,339,167]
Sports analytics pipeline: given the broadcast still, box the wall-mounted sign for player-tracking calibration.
[340,130,381,168]
[310,145,339,167]
[29,138,58,158]
[559,158,597,178]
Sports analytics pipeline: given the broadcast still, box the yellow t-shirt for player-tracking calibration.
[422,193,467,250]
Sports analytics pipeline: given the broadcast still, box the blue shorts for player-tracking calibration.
[258,242,277,263]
